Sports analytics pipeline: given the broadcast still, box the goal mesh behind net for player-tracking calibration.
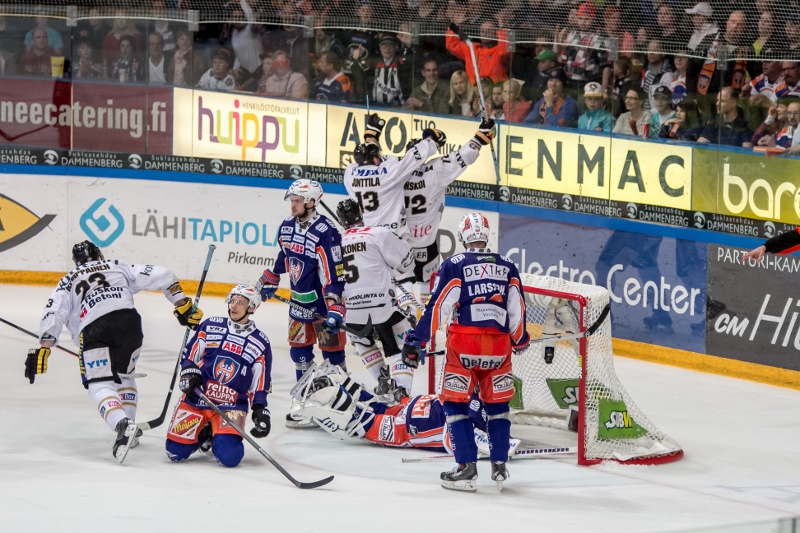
[429,274,683,465]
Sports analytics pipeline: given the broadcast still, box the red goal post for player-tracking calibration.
[427,274,683,466]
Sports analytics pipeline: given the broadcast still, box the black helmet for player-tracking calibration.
[353,142,381,166]
[72,240,104,266]
[337,198,363,228]
[406,138,422,151]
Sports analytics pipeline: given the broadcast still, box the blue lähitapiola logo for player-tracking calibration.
[80,198,124,247]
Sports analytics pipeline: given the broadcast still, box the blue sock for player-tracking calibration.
[443,401,477,464]
[323,349,346,369]
[165,438,201,462]
[484,402,511,463]
[213,434,244,467]
[290,346,315,381]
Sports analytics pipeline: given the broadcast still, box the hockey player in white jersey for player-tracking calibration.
[396,117,496,314]
[336,198,415,399]
[343,113,443,235]
[26,241,204,463]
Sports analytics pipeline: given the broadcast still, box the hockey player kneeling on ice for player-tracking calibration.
[402,213,530,492]
[336,198,415,401]
[165,285,272,468]
[26,241,204,464]
[290,362,520,456]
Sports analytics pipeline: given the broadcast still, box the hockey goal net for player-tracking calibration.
[427,274,683,466]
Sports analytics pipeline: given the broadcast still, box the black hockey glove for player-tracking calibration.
[448,22,460,35]
[179,363,203,400]
[25,347,51,384]
[401,332,425,369]
[365,113,385,144]
[174,298,203,330]
[250,405,271,438]
[473,117,495,146]
[422,127,447,147]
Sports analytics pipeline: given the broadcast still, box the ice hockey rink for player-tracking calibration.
[2,284,799,533]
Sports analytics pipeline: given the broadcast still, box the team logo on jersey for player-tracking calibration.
[289,257,304,283]
[0,194,57,253]
[213,355,241,384]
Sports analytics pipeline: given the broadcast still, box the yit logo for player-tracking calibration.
[561,194,573,211]
[0,194,57,253]
[43,150,58,165]
[764,221,775,239]
[693,211,706,229]
[626,203,638,219]
[210,159,223,174]
[499,186,510,202]
[289,165,303,179]
[80,198,125,247]
[128,154,142,169]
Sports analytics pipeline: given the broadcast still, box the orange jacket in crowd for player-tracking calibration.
[445,28,511,84]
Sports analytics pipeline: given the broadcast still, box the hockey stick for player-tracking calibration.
[139,244,216,431]
[318,199,343,227]
[455,26,501,187]
[401,446,577,463]
[528,302,611,345]
[272,294,373,337]
[392,279,425,313]
[0,316,147,378]
[196,390,334,489]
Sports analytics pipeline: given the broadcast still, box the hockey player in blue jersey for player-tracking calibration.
[402,213,530,492]
[166,284,272,468]
[254,179,346,426]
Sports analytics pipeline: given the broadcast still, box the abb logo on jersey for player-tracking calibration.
[459,354,505,369]
[222,341,243,356]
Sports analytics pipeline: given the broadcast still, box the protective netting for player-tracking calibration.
[431,274,683,465]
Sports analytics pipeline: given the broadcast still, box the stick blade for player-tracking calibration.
[297,475,335,489]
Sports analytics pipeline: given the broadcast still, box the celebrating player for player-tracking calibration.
[396,116,496,314]
[743,227,800,261]
[26,241,203,463]
[403,213,529,492]
[343,113,442,236]
[254,179,346,426]
[166,284,272,468]
[336,198,414,400]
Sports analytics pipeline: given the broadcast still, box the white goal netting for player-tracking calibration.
[429,274,683,465]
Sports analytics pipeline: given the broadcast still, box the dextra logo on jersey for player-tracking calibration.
[463,263,509,282]
[289,257,304,283]
[459,354,505,370]
[470,303,508,324]
[213,355,241,384]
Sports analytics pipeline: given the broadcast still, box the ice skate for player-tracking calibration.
[198,424,213,452]
[491,461,509,492]
[285,412,317,429]
[128,427,144,449]
[113,418,138,464]
[440,462,478,492]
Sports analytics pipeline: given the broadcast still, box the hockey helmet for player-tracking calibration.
[72,240,104,266]
[336,199,363,228]
[353,142,381,166]
[457,213,490,247]
[226,284,261,313]
[284,179,323,205]
[405,138,422,151]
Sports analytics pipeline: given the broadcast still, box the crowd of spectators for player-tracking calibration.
[2,0,800,153]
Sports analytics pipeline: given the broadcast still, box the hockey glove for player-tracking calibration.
[174,298,203,330]
[324,303,346,335]
[25,347,51,384]
[473,117,495,146]
[448,22,460,35]
[250,405,271,438]
[512,341,530,356]
[364,113,386,144]
[256,269,280,301]
[179,363,203,400]
[422,128,447,148]
[401,332,426,369]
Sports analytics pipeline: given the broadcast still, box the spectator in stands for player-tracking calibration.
[196,48,237,92]
[502,79,531,123]
[73,38,104,79]
[405,58,450,114]
[227,0,263,84]
[489,82,505,120]
[263,2,309,75]
[24,11,63,55]
[559,3,609,85]
[698,87,752,147]
[524,67,579,128]
[111,36,143,83]
[445,20,510,84]
[751,103,787,146]
[745,58,784,109]
[526,49,557,105]
[656,5,687,53]
[579,82,615,132]
[168,29,206,87]
[371,34,412,107]
[146,32,171,85]
[753,10,784,57]
[670,54,695,105]
[613,88,652,136]
[641,40,673,111]
[263,49,309,99]
[649,86,676,139]
[757,101,800,155]
[609,57,632,117]
[776,62,800,98]
[448,70,478,117]
[255,53,273,94]
[312,28,346,70]
[659,99,704,141]
[787,14,800,52]
[602,6,633,58]
[18,27,60,77]
[103,13,144,66]
[76,8,107,54]
[686,2,718,53]
[151,0,177,52]
[312,51,353,103]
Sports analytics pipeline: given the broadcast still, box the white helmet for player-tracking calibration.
[284,179,323,204]
[458,212,490,247]
[226,284,261,312]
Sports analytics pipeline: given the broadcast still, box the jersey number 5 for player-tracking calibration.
[75,273,110,302]
[342,254,360,283]
[355,191,379,212]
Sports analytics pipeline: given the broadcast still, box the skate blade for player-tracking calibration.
[115,422,138,464]
[495,478,505,493]
[129,428,144,449]
[285,418,318,429]
[440,479,477,493]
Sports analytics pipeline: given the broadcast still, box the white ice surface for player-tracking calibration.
[1,284,799,533]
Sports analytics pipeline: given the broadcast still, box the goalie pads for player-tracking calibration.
[300,381,374,440]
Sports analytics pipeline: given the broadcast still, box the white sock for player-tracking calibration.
[390,353,414,391]
[88,381,127,431]
[116,376,138,421]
